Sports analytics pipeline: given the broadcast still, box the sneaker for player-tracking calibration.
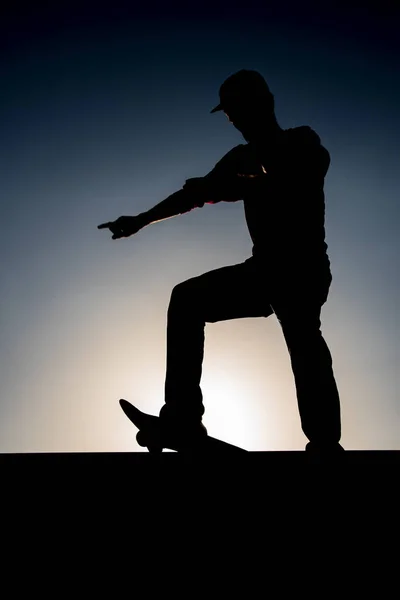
[159,419,208,450]
[305,442,345,454]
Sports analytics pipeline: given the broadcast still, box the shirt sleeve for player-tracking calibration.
[183,144,248,208]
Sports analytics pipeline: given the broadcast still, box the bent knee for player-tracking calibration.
[169,278,202,308]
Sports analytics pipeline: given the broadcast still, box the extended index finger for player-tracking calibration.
[97,221,114,229]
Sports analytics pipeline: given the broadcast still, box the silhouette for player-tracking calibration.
[119,399,247,454]
[98,69,344,455]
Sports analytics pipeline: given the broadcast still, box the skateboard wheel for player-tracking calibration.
[136,430,163,454]
[136,430,149,447]
[147,445,163,455]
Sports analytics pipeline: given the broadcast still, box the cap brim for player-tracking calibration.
[210,103,223,113]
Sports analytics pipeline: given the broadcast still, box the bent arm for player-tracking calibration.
[138,178,244,229]
[138,144,248,227]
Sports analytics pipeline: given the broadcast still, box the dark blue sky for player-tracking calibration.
[1,1,399,451]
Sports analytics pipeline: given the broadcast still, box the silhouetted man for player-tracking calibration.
[99,69,343,452]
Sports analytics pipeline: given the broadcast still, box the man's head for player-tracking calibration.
[210,69,277,141]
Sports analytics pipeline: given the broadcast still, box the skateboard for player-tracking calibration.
[119,399,248,455]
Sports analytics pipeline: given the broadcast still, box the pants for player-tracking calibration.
[160,257,341,444]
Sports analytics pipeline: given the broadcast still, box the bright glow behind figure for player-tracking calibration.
[0,7,398,451]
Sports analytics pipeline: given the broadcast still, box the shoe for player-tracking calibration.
[158,419,208,450]
[305,442,345,455]
[158,404,207,449]
[136,415,208,452]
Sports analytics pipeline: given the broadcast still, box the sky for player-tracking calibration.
[0,1,398,452]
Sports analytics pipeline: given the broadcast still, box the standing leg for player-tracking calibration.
[159,259,273,428]
[272,285,341,446]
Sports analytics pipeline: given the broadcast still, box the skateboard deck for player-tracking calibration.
[119,399,248,455]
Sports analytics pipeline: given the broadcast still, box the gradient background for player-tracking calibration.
[1,1,398,452]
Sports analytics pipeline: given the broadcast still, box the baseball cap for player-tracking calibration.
[210,69,273,113]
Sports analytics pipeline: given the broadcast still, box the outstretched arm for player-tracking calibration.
[97,187,208,239]
[98,144,249,239]
[139,188,201,225]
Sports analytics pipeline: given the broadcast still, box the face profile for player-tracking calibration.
[211,70,276,141]
[223,94,278,142]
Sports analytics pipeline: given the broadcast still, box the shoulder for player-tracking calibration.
[284,126,330,172]
[285,126,328,153]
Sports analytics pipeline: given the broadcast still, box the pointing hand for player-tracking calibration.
[97,215,145,240]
